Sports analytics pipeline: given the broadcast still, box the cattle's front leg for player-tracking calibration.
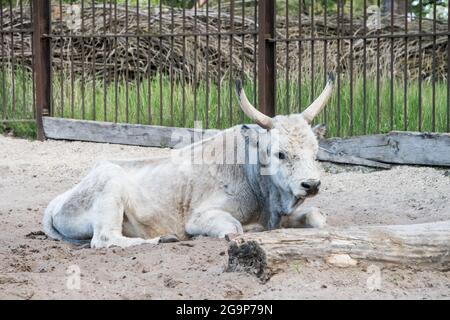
[185,209,243,238]
[280,207,326,229]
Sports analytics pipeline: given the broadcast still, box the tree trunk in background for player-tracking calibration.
[195,0,207,8]
[382,0,409,15]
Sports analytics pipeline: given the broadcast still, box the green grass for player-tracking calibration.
[0,121,36,139]
[51,73,252,130]
[277,74,450,136]
[51,71,450,137]
[1,67,449,139]
[0,67,36,139]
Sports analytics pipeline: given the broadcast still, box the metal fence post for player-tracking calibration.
[258,0,276,117]
[33,0,51,141]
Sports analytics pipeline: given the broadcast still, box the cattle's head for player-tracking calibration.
[235,74,333,217]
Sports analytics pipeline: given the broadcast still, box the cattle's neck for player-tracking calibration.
[175,125,291,230]
[244,163,287,230]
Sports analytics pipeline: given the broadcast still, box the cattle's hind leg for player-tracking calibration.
[88,170,161,249]
[92,233,160,249]
[89,195,161,249]
[90,199,161,249]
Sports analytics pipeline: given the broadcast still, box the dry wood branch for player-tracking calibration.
[1,5,448,81]
[227,221,450,281]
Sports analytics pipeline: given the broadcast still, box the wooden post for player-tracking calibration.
[33,0,51,141]
[258,0,276,117]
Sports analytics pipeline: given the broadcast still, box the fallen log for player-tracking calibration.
[227,220,450,281]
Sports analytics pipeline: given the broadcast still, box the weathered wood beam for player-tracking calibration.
[43,117,219,148]
[320,131,450,167]
[317,148,391,169]
[227,221,450,281]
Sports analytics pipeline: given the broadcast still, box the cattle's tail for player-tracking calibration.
[43,205,90,246]
[43,203,64,241]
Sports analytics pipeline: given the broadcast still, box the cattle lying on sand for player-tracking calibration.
[43,75,334,248]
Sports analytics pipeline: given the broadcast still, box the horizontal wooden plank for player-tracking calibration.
[320,131,450,167]
[43,117,219,148]
[43,117,450,167]
[317,148,392,169]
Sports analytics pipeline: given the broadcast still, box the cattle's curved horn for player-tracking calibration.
[301,73,334,123]
[235,80,274,130]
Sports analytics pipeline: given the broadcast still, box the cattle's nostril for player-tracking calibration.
[301,180,321,194]
[301,182,312,189]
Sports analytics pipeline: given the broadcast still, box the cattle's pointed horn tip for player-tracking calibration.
[327,72,335,84]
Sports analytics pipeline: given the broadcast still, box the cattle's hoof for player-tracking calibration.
[73,243,91,250]
[224,233,241,242]
[159,234,180,244]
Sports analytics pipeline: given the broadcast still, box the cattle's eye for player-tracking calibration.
[276,152,286,160]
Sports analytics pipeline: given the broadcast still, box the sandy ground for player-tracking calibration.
[0,135,449,300]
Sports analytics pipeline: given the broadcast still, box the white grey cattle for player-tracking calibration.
[43,74,334,248]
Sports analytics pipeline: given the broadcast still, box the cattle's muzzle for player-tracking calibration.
[301,179,321,196]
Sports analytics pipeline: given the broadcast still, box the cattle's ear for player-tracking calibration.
[312,124,327,140]
[240,124,259,146]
